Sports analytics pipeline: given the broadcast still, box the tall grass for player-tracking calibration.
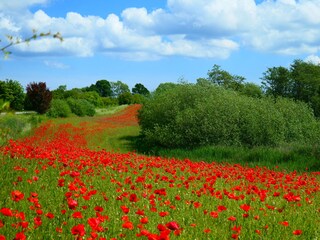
[0,114,45,146]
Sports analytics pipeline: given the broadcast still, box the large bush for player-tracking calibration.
[47,99,72,118]
[67,98,95,117]
[138,83,320,148]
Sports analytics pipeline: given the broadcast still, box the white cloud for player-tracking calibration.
[44,60,69,69]
[305,54,320,65]
[0,0,48,11]
[0,14,20,32]
[1,0,320,60]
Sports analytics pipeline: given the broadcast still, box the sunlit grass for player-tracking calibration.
[0,105,319,239]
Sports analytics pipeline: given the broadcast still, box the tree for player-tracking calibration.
[206,64,245,91]
[25,82,52,114]
[111,81,130,97]
[261,59,320,117]
[261,66,292,98]
[95,80,112,97]
[52,85,67,99]
[118,92,133,105]
[154,82,178,95]
[240,83,263,98]
[290,59,320,103]
[132,83,150,96]
[0,79,25,110]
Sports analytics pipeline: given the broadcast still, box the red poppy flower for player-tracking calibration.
[122,221,134,230]
[34,216,42,227]
[129,193,138,202]
[293,230,302,235]
[166,221,180,231]
[14,232,26,240]
[45,212,54,219]
[217,205,227,212]
[157,224,167,231]
[228,216,237,221]
[94,206,103,212]
[88,218,101,230]
[72,212,83,219]
[240,204,251,212]
[11,190,24,202]
[0,208,13,217]
[140,217,148,224]
[135,209,145,215]
[279,221,289,227]
[71,224,86,236]
[120,205,130,214]
[159,211,169,217]
[20,222,28,229]
[67,199,78,210]
[210,211,219,218]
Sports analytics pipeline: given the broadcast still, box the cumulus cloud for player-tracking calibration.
[305,54,320,65]
[1,0,320,60]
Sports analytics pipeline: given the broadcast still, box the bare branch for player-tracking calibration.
[0,31,63,57]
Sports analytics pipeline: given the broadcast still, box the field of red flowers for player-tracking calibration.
[0,105,319,239]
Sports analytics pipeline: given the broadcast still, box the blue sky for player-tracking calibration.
[0,0,320,91]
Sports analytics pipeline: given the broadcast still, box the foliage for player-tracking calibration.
[101,97,118,106]
[118,92,133,105]
[0,79,25,111]
[111,81,130,97]
[204,64,245,91]
[262,59,320,117]
[138,83,320,148]
[0,114,27,145]
[25,82,52,114]
[0,99,10,112]
[0,114,44,145]
[67,98,95,117]
[239,82,263,98]
[261,66,291,98]
[47,99,72,118]
[52,85,67,99]
[154,82,179,96]
[132,83,150,96]
[0,106,319,239]
[85,80,113,97]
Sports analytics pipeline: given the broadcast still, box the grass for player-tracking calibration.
[0,105,319,239]
[2,105,319,173]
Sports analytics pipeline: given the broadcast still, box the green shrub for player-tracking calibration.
[118,92,133,105]
[138,83,320,148]
[0,114,28,145]
[67,98,95,117]
[47,99,72,118]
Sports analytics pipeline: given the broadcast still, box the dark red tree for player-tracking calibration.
[26,82,52,114]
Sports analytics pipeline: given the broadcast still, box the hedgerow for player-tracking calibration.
[138,83,320,148]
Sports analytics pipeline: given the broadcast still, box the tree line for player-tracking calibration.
[1,58,319,118]
[198,59,320,117]
[0,79,150,116]
[138,59,320,148]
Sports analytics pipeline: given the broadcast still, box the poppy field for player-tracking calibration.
[0,105,319,239]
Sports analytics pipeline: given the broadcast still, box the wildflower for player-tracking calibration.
[11,190,24,202]
[293,230,302,235]
[122,221,134,230]
[71,224,86,236]
[166,221,180,231]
